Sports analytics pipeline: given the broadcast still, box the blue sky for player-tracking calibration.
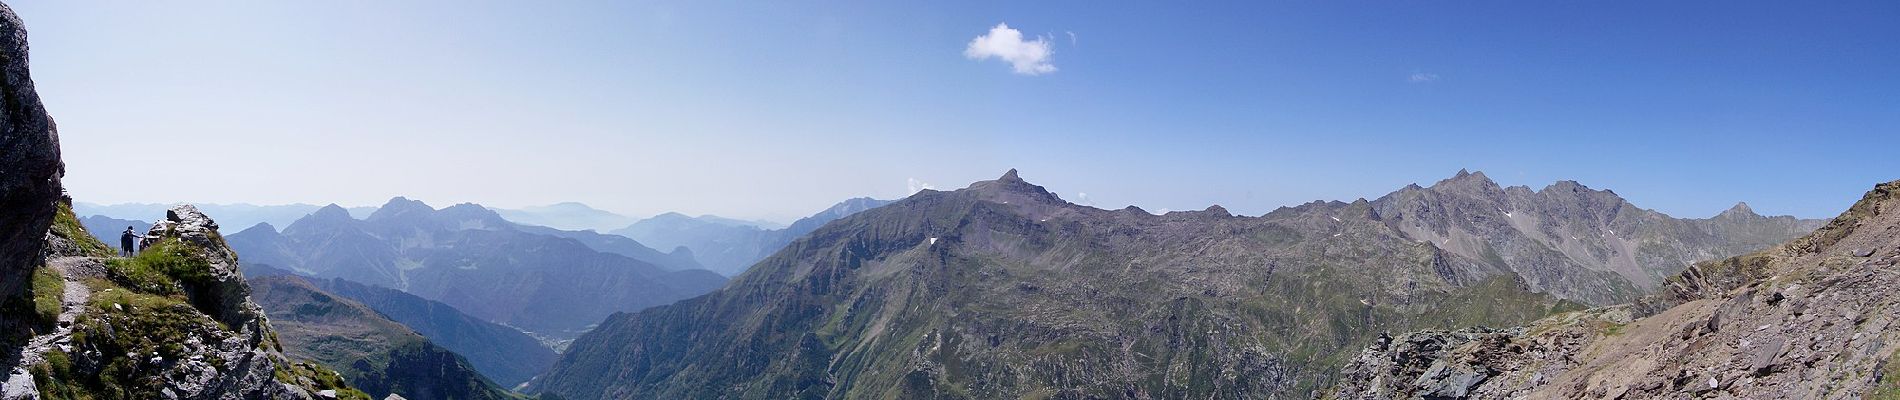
[12,1,1897,221]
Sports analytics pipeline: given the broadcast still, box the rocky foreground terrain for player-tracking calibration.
[0,4,375,397]
[1332,180,1900,399]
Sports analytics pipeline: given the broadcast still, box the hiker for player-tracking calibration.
[119,226,145,257]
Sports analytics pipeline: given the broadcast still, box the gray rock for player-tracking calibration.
[0,0,63,308]
[146,205,264,331]
[1852,248,1875,257]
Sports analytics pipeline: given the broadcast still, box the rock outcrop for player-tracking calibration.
[145,206,266,334]
[22,205,328,399]
[0,0,62,320]
[1331,180,1900,399]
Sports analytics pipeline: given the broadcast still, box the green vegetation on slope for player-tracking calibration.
[30,266,62,328]
[52,201,113,257]
[1873,348,1900,400]
[251,275,523,400]
[275,361,374,400]
[31,278,230,398]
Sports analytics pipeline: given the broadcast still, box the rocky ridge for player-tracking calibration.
[1331,179,1900,399]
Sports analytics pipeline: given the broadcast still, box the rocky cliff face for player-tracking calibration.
[0,0,63,328]
[1331,180,1900,399]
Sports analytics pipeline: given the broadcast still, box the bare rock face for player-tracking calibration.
[1332,180,1900,399]
[147,205,265,331]
[0,1,62,305]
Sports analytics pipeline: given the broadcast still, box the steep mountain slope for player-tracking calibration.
[532,170,1818,399]
[226,197,726,340]
[1332,180,1900,399]
[295,272,557,389]
[250,274,518,400]
[612,197,895,276]
[532,171,1584,399]
[1369,170,1824,305]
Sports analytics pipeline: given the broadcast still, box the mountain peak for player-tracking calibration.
[312,204,353,220]
[965,169,1062,205]
[1717,201,1758,218]
[1434,169,1496,188]
[369,196,435,221]
[241,222,278,234]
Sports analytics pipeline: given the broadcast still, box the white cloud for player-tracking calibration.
[965,23,1057,75]
[907,178,936,195]
[1408,72,1440,83]
[1075,192,1093,206]
[1066,31,1078,46]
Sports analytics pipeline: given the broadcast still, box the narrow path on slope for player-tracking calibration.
[1,256,101,398]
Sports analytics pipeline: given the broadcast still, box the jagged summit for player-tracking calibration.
[1437,169,1494,186]
[964,168,1063,205]
[1717,201,1759,218]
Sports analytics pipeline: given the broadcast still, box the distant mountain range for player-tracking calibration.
[225,197,727,341]
[491,202,645,232]
[612,197,895,276]
[530,170,1822,399]
[76,215,149,251]
[75,202,376,233]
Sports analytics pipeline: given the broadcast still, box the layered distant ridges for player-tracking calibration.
[612,196,895,276]
[227,197,727,338]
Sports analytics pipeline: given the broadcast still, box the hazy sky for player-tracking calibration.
[12,1,1898,222]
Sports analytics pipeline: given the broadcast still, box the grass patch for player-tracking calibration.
[52,201,113,257]
[275,361,374,400]
[28,349,87,400]
[30,279,223,399]
[31,266,63,328]
[1872,348,1900,400]
[1599,322,1628,336]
